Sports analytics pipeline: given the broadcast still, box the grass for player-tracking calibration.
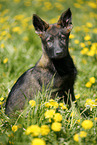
[0,0,97,144]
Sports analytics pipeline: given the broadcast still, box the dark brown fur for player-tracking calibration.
[5,8,77,116]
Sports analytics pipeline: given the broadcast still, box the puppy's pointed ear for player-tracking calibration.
[57,8,72,29]
[33,14,49,36]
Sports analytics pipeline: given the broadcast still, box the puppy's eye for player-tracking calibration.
[46,36,53,42]
[59,35,66,40]
[47,41,53,47]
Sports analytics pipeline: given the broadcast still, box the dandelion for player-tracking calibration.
[31,138,46,145]
[74,3,81,8]
[25,125,41,136]
[0,102,3,105]
[86,22,93,28]
[49,101,58,108]
[44,109,55,119]
[12,125,18,132]
[54,113,62,122]
[3,58,8,64]
[73,133,79,142]
[93,28,97,34]
[74,39,79,44]
[87,50,95,56]
[84,35,91,41]
[45,102,51,108]
[77,119,80,123]
[94,117,97,121]
[0,97,4,101]
[80,47,89,55]
[54,3,64,10]
[80,42,85,48]
[12,27,22,34]
[88,2,97,8]
[75,94,80,99]
[24,1,31,7]
[41,125,50,135]
[62,105,68,110]
[14,0,20,3]
[81,120,93,129]
[89,77,95,84]
[69,34,75,39]
[79,131,87,138]
[85,82,92,88]
[51,122,62,132]
[29,100,36,107]
[44,2,53,10]
[85,99,96,110]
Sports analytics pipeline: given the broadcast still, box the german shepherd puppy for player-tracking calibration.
[5,8,77,116]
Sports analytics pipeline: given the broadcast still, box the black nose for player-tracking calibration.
[56,50,63,55]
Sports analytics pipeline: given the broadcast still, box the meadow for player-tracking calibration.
[0,0,97,144]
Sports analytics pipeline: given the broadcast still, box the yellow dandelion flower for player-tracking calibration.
[93,28,97,34]
[25,125,41,136]
[80,43,85,48]
[44,2,53,10]
[0,102,3,105]
[44,109,55,119]
[73,134,79,142]
[86,22,93,28]
[75,94,80,99]
[74,39,79,44]
[88,2,97,8]
[81,120,93,129]
[54,113,62,122]
[3,58,8,64]
[69,34,75,39]
[62,105,68,110]
[12,27,22,34]
[45,102,51,108]
[49,99,54,102]
[85,82,92,88]
[89,77,95,84]
[59,103,64,107]
[77,119,80,123]
[87,50,95,56]
[51,122,62,132]
[12,125,18,132]
[41,125,50,136]
[94,117,97,121]
[14,14,24,20]
[54,3,64,10]
[24,1,31,7]
[84,35,91,41]
[31,138,46,145]
[85,99,96,109]
[80,47,89,55]
[79,131,87,138]
[74,3,81,8]
[29,100,36,107]
[0,97,4,101]
[14,0,20,3]
[50,101,58,108]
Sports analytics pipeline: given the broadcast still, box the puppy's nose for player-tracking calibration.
[56,50,63,55]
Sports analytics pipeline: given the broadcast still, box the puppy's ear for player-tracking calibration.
[57,8,72,28]
[33,14,49,35]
